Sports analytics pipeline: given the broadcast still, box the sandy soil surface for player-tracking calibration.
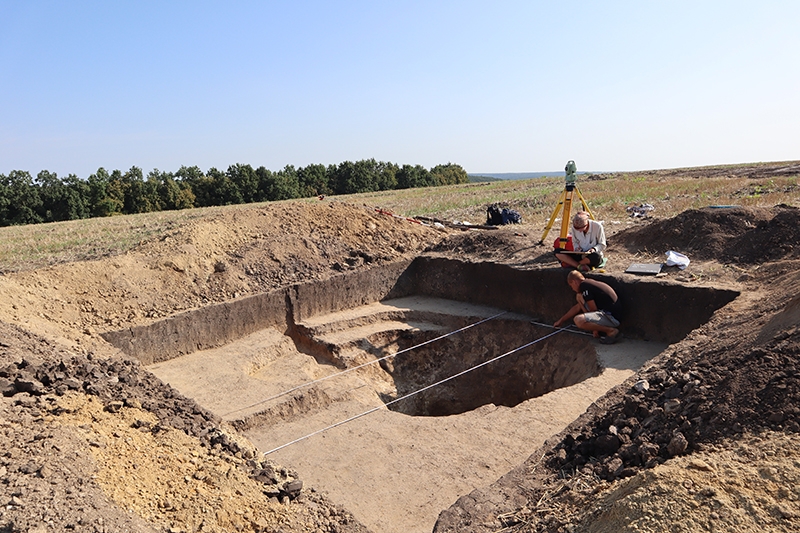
[1,183,799,533]
[144,296,664,533]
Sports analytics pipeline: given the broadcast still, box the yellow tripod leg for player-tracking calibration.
[538,189,567,244]
[574,187,595,220]
[558,189,575,247]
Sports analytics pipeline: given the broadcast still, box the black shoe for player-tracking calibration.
[600,332,622,344]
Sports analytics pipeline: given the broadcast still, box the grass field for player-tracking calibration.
[1,161,797,273]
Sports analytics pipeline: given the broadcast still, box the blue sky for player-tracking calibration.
[1,1,798,179]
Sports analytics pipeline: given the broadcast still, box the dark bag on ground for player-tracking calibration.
[486,204,522,225]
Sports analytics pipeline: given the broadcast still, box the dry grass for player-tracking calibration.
[0,208,222,272]
[352,161,800,226]
[1,161,798,272]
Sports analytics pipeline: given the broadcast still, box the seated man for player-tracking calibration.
[554,211,606,272]
[554,270,621,344]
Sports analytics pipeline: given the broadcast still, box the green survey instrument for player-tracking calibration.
[538,160,595,246]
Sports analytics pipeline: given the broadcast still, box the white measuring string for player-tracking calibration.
[221,310,508,417]
[262,325,567,456]
[528,320,593,337]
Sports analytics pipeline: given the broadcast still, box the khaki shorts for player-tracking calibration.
[583,311,619,328]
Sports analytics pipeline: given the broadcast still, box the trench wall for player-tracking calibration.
[103,257,739,364]
[408,257,739,343]
[102,260,414,365]
[390,319,599,416]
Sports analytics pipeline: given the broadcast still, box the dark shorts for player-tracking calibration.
[583,311,620,328]
[585,252,603,267]
[554,251,603,267]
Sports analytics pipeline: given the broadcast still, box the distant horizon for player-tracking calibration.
[468,170,596,180]
[1,4,798,178]
[469,158,800,180]
[5,158,798,181]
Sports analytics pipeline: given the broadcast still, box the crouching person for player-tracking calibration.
[554,270,622,344]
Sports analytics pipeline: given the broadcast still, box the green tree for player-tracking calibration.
[36,170,89,222]
[330,160,379,194]
[121,166,159,214]
[63,174,91,219]
[0,174,8,223]
[255,166,275,201]
[107,170,126,213]
[376,161,399,191]
[274,165,300,200]
[175,166,209,207]
[227,163,259,203]
[396,164,432,189]
[149,169,195,211]
[329,161,353,195]
[352,159,381,193]
[207,167,242,205]
[0,170,43,225]
[430,163,469,186]
[257,165,300,201]
[35,169,64,221]
[297,164,330,197]
[88,168,124,217]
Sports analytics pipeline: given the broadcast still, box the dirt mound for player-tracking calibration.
[615,205,800,263]
[425,226,550,269]
[548,269,800,481]
[561,430,800,533]
[425,205,800,273]
[0,320,367,533]
[0,200,443,533]
[0,200,444,346]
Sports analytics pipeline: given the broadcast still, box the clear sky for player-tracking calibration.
[1,1,798,179]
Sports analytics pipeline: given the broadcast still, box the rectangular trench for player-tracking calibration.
[101,258,740,533]
[103,257,740,365]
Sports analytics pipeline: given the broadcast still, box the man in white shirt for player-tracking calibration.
[554,211,606,272]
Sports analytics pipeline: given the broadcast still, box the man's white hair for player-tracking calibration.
[572,212,589,227]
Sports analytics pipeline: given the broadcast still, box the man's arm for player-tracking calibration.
[554,303,583,327]
[592,223,607,254]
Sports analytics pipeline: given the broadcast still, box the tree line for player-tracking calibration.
[0,160,468,227]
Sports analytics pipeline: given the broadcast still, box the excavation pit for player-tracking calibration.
[370,316,599,417]
[102,258,740,533]
[103,257,740,370]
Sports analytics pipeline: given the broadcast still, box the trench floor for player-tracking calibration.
[147,296,667,533]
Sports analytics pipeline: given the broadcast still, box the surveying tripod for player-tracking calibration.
[538,160,595,246]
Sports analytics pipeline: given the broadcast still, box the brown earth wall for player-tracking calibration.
[409,257,739,342]
[102,257,739,364]
[101,290,289,365]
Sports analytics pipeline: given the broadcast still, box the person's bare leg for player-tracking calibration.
[574,315,618,338]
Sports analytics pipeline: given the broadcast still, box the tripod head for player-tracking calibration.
[538,160,593,245]
[565,160,577,189]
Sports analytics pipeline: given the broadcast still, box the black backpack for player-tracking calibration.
[486,203,521,225]
[486,204,504,225]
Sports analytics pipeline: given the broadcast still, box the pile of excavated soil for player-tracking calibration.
[1,196,800,533]
[613,205,800,264]
[0,320,368,533]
